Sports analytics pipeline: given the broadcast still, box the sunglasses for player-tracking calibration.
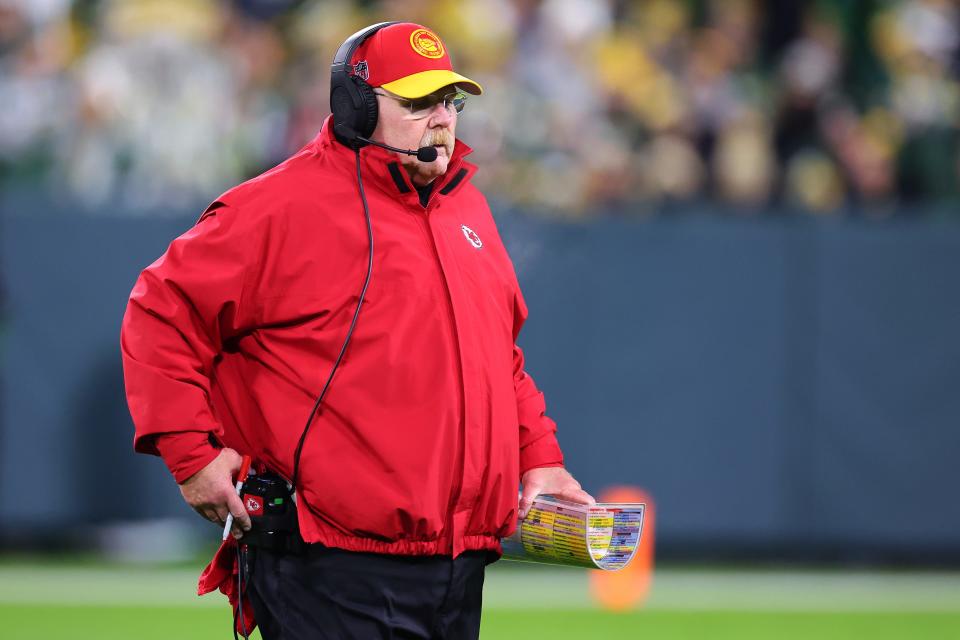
[374,87,468,119]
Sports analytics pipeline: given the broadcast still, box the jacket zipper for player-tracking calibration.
[414,209,468,550]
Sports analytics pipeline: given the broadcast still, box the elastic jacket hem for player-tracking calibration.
[301,531,503,558]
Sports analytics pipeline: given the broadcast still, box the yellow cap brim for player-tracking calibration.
[381,69,483,98]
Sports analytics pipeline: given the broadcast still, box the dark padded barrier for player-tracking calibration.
[2,206,958,560]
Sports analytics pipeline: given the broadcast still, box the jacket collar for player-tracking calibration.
[311,116,477,209]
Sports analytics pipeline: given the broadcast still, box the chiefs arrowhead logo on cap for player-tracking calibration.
[410,29,445,59]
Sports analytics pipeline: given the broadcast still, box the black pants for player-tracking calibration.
[247,545,490,640]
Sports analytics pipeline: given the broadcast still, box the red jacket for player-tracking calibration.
[121,117,564,557]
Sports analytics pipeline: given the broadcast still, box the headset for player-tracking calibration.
[329,21,399,149]
[329,21,440,160]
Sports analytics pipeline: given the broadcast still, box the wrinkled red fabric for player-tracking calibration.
[198,538,256,634]
[154,431,219,483]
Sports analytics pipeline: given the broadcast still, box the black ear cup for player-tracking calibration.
[353,78,379,139]
[330,85,352,125]
[331,77,378,148]
[331,83,359,146]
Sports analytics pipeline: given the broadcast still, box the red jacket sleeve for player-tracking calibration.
[154,431,221,484]
[512,290,565,476]
[121,203,257,475]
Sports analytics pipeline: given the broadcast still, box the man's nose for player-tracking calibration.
[427,100,455,126]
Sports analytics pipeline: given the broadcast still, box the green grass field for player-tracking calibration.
[5,605,959,640]
[2,558,959,639]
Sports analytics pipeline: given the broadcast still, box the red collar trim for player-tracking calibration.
[311,116,477,202]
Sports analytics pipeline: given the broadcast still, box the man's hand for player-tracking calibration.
[178,448,252,539]
[519,467,596,519]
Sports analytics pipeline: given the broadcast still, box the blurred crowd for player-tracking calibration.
[1,0,959,216]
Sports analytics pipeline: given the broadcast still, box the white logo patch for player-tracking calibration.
[461,225,483,249]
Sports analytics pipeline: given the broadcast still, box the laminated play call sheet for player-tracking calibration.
[501,496,646,570]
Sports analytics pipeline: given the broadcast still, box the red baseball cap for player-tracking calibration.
[350,22,483,99]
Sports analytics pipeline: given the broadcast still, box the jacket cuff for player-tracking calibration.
[153,432,220,484]
[519,433,564,478]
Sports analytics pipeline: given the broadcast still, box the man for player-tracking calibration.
[121,21,593,639]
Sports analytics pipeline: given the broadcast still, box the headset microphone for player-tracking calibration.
[333,121,439,162]
[355,135,439,162]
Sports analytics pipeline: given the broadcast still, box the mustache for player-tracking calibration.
[421,129,454,154]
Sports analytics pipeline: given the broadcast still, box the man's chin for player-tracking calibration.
[422,154,449,172]
[403,152,450,185]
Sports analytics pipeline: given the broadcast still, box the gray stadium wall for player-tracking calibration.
[1,206,958,562]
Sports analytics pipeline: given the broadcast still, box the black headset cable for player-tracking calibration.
[233,542,249,640]
[291,148,374,502]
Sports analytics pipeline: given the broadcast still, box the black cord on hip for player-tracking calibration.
[233,544,249,640]
[291,149,374,503]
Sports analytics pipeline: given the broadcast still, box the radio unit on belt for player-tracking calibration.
[239,472,305,553]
